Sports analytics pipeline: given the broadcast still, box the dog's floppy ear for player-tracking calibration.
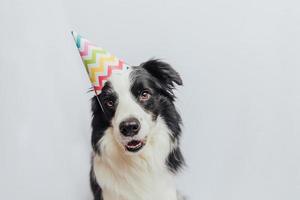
[141,59,183,89]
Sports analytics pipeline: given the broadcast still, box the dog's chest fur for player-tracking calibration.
[93,117,178,200]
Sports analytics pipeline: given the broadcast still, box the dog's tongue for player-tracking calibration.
[127,140,141,147]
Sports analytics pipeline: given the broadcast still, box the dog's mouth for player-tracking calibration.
[125,139,145,152]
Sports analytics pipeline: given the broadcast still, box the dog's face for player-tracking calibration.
[91,60,182,155]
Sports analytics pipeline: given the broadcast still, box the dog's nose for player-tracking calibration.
[119,118,141,137]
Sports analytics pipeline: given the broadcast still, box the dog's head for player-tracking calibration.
[91,59,182,154]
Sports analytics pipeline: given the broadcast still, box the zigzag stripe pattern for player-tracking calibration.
[89,55,117,82]
[71,31,129,93]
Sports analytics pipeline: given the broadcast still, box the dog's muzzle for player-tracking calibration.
[119,117,146,152]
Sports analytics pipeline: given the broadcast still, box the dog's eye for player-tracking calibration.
[105,100,114,108]
[139,90,151,102]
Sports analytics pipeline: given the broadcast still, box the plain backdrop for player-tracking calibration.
[0,0,300,199]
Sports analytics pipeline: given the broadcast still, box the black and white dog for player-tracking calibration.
[89,59,185,200]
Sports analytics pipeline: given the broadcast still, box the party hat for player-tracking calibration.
[71,31,129,94]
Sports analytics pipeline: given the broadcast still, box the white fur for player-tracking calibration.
[92,70,179,200]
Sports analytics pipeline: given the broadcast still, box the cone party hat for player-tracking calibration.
[71,31,129,95]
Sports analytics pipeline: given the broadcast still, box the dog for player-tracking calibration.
[89,59,185,200]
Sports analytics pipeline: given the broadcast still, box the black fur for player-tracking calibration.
[131,59,185,171]
[131,60,183,140]
[91,82,118,155]
[138,59,182,101]
[90,59,185,199]
[166,147,185,173]
[90,166,103,200]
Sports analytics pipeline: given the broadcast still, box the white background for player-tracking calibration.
[0,0,300,199]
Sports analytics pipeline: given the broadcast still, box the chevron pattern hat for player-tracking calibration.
[71,31,130,95]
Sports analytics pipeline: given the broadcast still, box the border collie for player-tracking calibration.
[89,59,185,200]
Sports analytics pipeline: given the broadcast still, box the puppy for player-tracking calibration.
[89,59,185,200]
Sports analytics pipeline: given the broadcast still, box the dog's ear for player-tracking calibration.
[141,59,183,89]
